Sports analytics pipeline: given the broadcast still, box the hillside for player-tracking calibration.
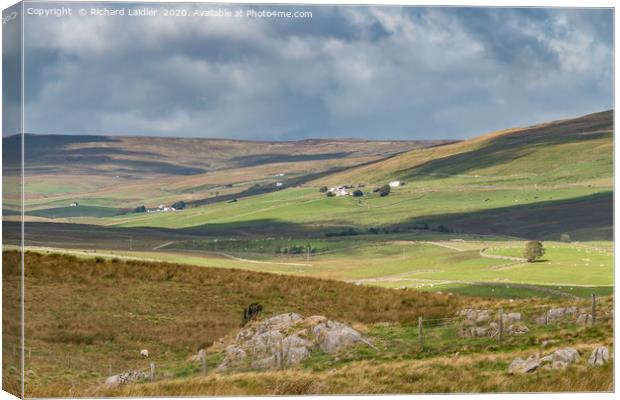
[3,251,612,396]
[3,250,461,396]
[316,110,612,187]
[2,134,449,213]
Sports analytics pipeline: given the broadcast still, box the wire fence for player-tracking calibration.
[3,294,611,390]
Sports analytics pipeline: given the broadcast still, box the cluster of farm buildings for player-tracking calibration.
[327,180,405,196]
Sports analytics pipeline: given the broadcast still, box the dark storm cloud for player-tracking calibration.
[20,4,613,140]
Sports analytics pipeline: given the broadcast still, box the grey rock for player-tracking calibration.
[218,313,364,371]
[104,370,148,388]
[311,320,362,353]
[588,346,609,366]
[576,314,593,326]
[508,355,539,374]
[551,348,580,364]
[502,312,521,325]
[506,323,529,336]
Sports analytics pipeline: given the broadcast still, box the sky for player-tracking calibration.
[7,3,614,140]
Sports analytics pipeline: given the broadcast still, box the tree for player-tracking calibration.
[353,189,363,197]
[524,241,545,262]
[134,205,146,213]
[379,184,391,197]
[319,186,328,193]
[171,200,186,210]
[326,191,336,197]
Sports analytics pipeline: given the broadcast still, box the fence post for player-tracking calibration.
[498,308,503,344]
[150,362,156,382]
[591,293,596,326]
[202,356,208,375]
[418,316,424,351]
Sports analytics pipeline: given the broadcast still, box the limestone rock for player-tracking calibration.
[588,346,609,366]
[218,313,365,371]
[576,314,593,326]
[508,355,539,374]
[104,370,148,388]
[552,348,580,364]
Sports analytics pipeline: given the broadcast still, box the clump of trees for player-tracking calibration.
[171,200,187,210]
[560,233,571,243]
[378,185,391,197]
[277,245,317,255]
[524,241,545,262]
[326,191,336,197]
[319,186,328,193]
[353,189,364,197]
[134,205,146,213]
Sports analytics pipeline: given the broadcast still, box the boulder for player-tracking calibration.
[312,320,362,353]
[588,346,609,366]
[502,313,521,325]
[508,355,540,374]
[552,348,580,364]
[506,323,529,336]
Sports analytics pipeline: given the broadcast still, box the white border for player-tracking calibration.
[0,1,616,400]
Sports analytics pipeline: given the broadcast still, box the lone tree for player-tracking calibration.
[319,186,328,193]
[524,241,545,262]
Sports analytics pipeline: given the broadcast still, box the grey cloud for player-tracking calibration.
[19,4,613,140]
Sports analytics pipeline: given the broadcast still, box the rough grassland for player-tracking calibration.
[2,251,462,397]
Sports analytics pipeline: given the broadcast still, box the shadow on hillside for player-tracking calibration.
[3,134,207,176]
[229,152,356,168]
[403,191,613,241]
[5,218,321,251]
[396,110,612,180]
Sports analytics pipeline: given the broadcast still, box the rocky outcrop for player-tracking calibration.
[509,347,581,374]
[588,346,609,366]
[458,309,527,338]
[104,370,149,388]
[217,313,367,371]
[576,313,593,325]
[535,307,579,325]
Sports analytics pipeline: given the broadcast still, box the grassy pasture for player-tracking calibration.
[22,235,613,296]
[4,251,612,396]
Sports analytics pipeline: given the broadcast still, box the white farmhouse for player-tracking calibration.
[389,181,404,188]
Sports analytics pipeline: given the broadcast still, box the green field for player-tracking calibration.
[6,111,614,299]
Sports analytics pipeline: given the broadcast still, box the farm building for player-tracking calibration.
[328,186,350,196]
[389,181,405,187]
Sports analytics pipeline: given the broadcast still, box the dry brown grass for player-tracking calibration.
[102,349,613,396]
[3,250,465,397]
